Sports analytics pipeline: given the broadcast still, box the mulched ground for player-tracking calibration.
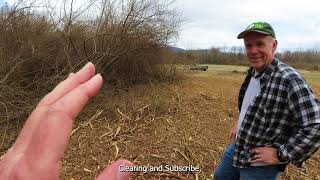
[1,69,320,180]
[61,71,320,179]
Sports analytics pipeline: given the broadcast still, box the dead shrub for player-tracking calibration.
[0,0,183,152]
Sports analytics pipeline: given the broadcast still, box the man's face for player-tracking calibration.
[243,32,277,72]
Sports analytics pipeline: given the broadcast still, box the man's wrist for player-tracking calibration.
[277,149,289,163]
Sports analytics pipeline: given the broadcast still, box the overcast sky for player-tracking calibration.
[172,0,320,51]
[2,0,319,51]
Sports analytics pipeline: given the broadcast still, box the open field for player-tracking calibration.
[1,64,320,179]
[59,64,320,179]
[193,64,320,92]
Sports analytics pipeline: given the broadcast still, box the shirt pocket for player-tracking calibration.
[263,103,285,120]
[261,103,289,137]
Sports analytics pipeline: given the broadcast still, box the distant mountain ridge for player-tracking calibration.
[167,46,185,52]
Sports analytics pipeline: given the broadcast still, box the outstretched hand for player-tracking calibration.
[0,62,133,180]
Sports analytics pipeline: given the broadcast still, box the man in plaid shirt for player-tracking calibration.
[214,22,320,180]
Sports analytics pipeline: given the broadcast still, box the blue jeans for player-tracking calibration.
[214,144,280,180]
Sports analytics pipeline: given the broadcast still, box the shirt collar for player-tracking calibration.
[251,58,279,79]
[249,58,279,85]
[259,58,279,85]
[253,69,265,79]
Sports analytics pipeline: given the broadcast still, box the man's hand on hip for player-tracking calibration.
[250,147,280,165]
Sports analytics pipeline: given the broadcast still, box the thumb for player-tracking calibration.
[96,159,134,180]
[229,127,235,139]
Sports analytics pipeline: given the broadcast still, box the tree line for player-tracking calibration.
[178,46,320,71]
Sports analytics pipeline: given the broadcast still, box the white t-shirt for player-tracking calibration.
[236,72,261,134]
[236,71,267,166]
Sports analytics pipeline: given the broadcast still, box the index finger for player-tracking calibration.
[10,63,97,154]
[250,147,262,154]
[27,74,103,164]
[39,62,96,107]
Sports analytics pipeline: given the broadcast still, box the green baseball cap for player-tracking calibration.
[237,22,276,39]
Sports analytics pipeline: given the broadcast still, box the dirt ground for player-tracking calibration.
[2,65,320,179]
[59,65,320,179]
